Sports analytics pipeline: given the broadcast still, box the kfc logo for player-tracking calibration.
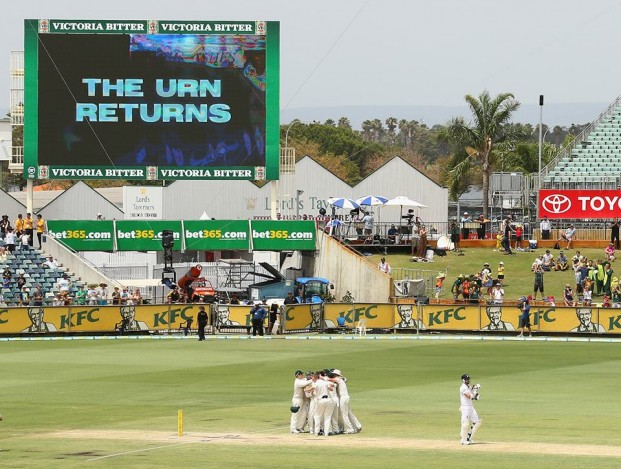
[542,194,571,214]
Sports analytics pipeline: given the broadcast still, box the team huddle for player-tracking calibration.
[290,369,362,436]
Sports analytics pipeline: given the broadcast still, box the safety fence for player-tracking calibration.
[2,302,621,335]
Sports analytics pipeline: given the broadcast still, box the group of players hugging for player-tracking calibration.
[290,369,362,436]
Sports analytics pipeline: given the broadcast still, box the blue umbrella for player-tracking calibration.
[355,195,388,207]
[327,197,360,210]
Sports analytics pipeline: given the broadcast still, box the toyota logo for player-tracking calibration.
[542,194,571,214]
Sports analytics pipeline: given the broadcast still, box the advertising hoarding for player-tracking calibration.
[539,189,621,219]
[46,220,316,251]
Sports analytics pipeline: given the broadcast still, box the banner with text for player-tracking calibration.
[539,189,621,219]
[115,220,183,251]
[47,220,316,252]
[323,303,396,329]
[251,220,316,251]
[419,305,480,331]
[184,220,249,250]
[47,220,115,251]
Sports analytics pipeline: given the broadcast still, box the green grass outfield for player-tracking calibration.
[1,336,621,468]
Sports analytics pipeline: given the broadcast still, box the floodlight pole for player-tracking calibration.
[537,95,544,220]
[538,95,544,191]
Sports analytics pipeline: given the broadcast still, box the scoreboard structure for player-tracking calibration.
[24,19,280,181]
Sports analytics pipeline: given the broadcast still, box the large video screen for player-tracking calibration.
[24,20,280,181]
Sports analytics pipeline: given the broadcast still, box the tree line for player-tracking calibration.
[282,91,588,218]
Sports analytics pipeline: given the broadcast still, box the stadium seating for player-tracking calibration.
[543,105,621,189]
[1,245,85,306]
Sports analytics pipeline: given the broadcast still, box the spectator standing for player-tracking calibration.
[14,214,23,238]
[250,302,268,336]
[611,218,620,250]
[284,291,298,305]
[121,287,130,304]
[497,261,505,286]
[20,231,30,250]
[57,274,71,294]
[197,305,208,341]
[99,284,109,305]
[451,274,464,301]
[2,267,12,288]
[416,225,428,258]
[540,216,551,240]
[533,264,544,300]
[564,284,577,306]
[450,221,460,251]
[35,214,46,249]
[19,287,30,306]
[603,263,614,296]
[4,228,16,253]
[501,218,514,255]
[75,285,87,305]
[378,257,391,274]
[582,284,592,306]
[435,272,446,301]
[595,260,605,296]
[517,296,532,337]
[131,288,143,305]
[32,285,44,306]
[362,211,374,241]
[460,212,472,240]
[461,276,471,301]
[0,215,11,240]
[111,287,121,305]
[476,214,486,240]
[268,302,280,335]
[491,283,505,304]
[514,224,523,250]
[612,284,621,307]
[87,285,98,305]
[23,213,34,247]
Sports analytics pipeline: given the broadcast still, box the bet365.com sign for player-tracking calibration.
[47,219,315,251]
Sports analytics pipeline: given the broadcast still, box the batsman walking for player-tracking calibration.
[459,373,482,445]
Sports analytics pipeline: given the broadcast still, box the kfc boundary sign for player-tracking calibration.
[539,190,621,218]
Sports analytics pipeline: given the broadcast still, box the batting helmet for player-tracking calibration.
[290,406,300,413]
[461,373,470,381]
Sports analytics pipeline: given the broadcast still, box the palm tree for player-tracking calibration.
[385,117,398,144]
[337,117,351,129]
[439,91,520,219]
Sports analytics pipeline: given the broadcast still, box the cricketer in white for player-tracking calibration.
[459,373,483,445]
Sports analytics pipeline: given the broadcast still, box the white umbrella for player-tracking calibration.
[385,196,427,208]
[327,197,360,210]
[385,196,427,221]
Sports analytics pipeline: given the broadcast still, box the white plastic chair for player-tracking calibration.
[355,319,367,337]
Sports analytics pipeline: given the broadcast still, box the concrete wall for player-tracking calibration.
[312,231,390,303]
[42,236,123,289]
